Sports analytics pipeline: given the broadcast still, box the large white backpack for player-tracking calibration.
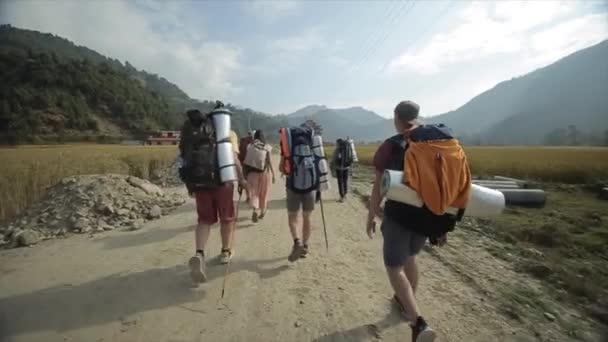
[244,140,270,172]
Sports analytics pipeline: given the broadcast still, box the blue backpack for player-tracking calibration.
[288,126,319,193]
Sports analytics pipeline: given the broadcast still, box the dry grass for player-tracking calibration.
[0,144,178,222]
[327,145,608,183]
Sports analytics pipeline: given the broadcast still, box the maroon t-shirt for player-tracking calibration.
[373,140,395,174]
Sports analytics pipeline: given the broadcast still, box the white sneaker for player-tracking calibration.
[188,253,206,283]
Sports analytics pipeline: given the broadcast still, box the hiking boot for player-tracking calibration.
[188,253,207,283]
[219,249,233,264]
[411,317,436,342]
[288,242,305,262]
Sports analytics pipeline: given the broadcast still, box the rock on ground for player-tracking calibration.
[14,230,39,247]
[1,174,187,248]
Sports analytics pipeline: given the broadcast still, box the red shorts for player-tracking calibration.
[194,183,235,225]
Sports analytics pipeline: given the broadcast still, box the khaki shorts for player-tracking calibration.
[286,189,315,212]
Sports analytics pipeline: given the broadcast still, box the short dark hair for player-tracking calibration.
[254,130,265,143]
[394,101,420,123]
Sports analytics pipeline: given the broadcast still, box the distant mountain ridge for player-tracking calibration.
[290,40,608,145]
[287,105,392,141]
[427,40,608,145]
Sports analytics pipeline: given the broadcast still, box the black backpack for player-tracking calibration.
[179,110,221,191]
[337,139,353,168]
[288,126,319,193]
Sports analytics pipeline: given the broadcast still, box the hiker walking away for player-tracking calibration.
[179,102,247,283]
[239,130,255,201]
[331,138,354,202]
[243,130,276,222]
[366,101,471,342]
[279,125,320,262]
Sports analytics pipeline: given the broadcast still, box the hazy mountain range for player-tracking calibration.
[1,24,606,145]
[288,40,608,145]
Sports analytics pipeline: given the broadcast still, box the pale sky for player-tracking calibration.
[1,0,607,117]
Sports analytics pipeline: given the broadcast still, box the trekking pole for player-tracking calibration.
[319,192,329,252]
[221,190,243,299]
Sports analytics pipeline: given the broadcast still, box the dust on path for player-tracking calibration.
[0,158,555,342]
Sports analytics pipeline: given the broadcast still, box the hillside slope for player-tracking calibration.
[0,25,287,142]
[428,40,608,145]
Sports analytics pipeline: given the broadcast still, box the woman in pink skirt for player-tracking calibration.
[244,130,275,222]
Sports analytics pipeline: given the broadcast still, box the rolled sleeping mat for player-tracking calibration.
[381,170,505,217]
[216,140,238,183]
[312,134,331,192]
[209,107,233,142]
[347,139,359,162]
[497,189,547,207]
[318,158,331,192]
[312,135,326,158]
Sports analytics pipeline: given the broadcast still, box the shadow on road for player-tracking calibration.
[0,257,290,339]
[311,301,404,342]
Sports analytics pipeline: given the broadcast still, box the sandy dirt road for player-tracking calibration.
[1,159,543,342]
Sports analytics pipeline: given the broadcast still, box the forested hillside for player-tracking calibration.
[0,25,287,143]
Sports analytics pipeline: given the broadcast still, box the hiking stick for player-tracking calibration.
[319,192,329,252]
[221,189,243,299]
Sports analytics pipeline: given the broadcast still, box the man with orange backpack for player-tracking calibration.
[366,100,471,342]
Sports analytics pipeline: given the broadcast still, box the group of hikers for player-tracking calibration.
[177,100,472,342]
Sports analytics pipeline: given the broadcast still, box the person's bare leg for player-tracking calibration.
[302,211,312,245]
[404,256,419,294]
[387,266,420,323]
[220,221,234,250]
[190,223,211,283]
[288,211,300,240]
[195,223,211,251]
[288,211,305,262]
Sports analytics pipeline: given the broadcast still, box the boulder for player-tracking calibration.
[127,176,163,196]
[130,218,145,231]
[148,205,162,219]
[15,230,39,247]
[116,208,130,217]
[72,218,90,232]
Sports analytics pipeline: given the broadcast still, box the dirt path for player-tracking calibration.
[1,160,548,342]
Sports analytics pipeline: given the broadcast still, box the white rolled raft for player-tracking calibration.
[381,170,505,217]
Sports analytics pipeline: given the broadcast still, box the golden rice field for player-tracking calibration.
[0,145,178,222]
[1,144,607,223]
[326,145,608,184]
